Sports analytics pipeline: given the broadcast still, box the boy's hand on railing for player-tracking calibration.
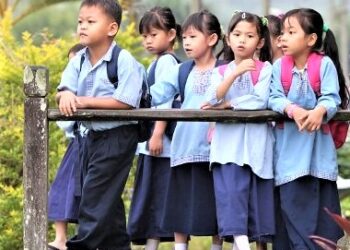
[57,91,78,116]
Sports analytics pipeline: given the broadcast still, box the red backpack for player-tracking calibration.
[281,52,348,149]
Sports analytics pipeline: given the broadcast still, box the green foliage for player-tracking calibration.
[0,184,23,250]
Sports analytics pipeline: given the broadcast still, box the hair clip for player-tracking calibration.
[261,16,269,26]
[323,23,329,32]
[242,12,246,19]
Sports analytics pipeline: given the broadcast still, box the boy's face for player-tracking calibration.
[77,5,118,47]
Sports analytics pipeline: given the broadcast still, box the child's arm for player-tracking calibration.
[268,59,309,130]
[300,57,341,132]
[150,65,179,106]
[229,62,271,110]
[74,96,132,109]
[148,121,167,156]
[216,59,256,100]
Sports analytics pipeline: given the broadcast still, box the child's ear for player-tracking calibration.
[208,33,219,47]
[168,28,177,43]
[108,22,119,37]
[307,33,317,47]
[257,38,265,50]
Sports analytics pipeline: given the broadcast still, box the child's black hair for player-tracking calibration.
[182,10,222,48]
[266,14,282,38]
[282,8,349,108]
[139,6,181,44]
[222,11,272,63]
[80,0,122,26]
[67,43,85,58]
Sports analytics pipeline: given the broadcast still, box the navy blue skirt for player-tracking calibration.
[273,176,344,250]
[128,154,174,245]
[212,163,275,242]
[48,136,81,223]
[161,163,218,236]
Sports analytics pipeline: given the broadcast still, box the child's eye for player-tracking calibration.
[151,33,157,37]
[248,35,254,38]
[190,35,196,39]
[78,20,82,24]
[232,33,240,37]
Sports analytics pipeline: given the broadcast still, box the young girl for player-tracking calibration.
[48,43,85,250]
[266,14,283,62]
[150,10,223,250]
[127,6,180,250]
[201,11,275,250]
[268,8,347,249]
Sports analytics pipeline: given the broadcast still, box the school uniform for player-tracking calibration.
[205,61,275,242]
[268,56,344,249]
[48,122,86,223]
[128,55,178,245]
[57,42,144,250]
[150,64,218,236]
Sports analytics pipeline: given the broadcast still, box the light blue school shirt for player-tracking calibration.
[268,56,341,186]
[150,63,214,167]
[138,54,179,158]
[206,61,274,179]
[58,42,144,131]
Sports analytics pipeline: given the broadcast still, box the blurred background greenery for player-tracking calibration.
[1,0,350,249]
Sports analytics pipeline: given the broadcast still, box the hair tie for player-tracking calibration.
[242,12,246,19]
[261,16,269,26]
[323,24,329,32]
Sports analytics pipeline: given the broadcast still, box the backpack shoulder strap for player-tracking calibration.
[218,64,228,76]
[148,53,181,87]
[178,60,195,102]
[281,55,294,95]
[79,54,85,72]
[106,45,122,88]
[307,52,323,94]
[251,60,265,85]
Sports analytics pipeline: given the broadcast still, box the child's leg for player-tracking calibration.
[255,242,267,250]
[211,235,223,250]
[145,238,160,250]
[233,235,250,250]
[49,221,67,249]
[66,126,138,249]
[174,232,188,250]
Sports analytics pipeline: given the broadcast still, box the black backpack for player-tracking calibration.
[162,59,227,137]
[80,45,152,142]
[147,53,181,140]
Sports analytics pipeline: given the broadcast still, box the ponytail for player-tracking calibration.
[324,29,349,109]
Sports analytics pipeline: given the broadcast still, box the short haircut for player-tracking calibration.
[80,0,122,26]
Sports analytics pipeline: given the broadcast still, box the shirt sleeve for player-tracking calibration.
[231,62,273,110]
[268,59,292,114]
[317,56,341,121]
[57,55,81,93]
[112,50,143,108]
[205,67,224,105]
[150,64,180,106]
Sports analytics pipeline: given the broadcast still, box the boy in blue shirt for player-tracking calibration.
[56,0,144,249]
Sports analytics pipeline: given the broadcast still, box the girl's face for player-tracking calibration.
[182,26,217,60]
[141,27,175,56]
[280,16,315,58]
[227,20,263,61]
